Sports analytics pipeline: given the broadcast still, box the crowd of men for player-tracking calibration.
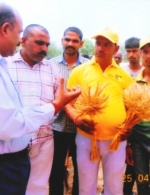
[0,2,150,195]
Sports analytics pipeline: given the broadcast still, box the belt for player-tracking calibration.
[0,147,29,162]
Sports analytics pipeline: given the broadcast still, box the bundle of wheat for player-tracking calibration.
[109,82,150,151]
[74,83,108,162]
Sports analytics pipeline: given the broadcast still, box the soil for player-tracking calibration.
[64,157,138,195]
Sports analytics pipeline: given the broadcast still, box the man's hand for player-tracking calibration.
[74,116,96,135]
[52,78,81,114]
[125,146,134,166]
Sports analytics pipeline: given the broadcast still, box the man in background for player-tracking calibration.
[113,50,123,65]
[49,26,89,195]
[121,37,143,77]
[123,37,143,195]
[126,35,150,195]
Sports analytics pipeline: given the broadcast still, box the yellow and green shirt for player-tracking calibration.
[130,69,150,142]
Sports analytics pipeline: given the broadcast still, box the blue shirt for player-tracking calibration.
[0,57,55,154]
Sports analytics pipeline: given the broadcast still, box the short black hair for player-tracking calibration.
[0,3,16,28]
[63,27,83,40]
[23,24,49,37]
[125,37,140,49]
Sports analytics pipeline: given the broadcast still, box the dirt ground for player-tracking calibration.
[64,157,138,195]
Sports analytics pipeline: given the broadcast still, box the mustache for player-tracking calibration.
[17,42,20,47]
[96,51,104,55]
[38,51,47,56]
[66,46,75,50]
[129,57,135,59]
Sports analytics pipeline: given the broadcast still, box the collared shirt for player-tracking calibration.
[136,68,147,81]
[130,69,150,142]
[7,52,60,145]
[67,56,133,140]
[0,56,56,154]
[50,54,89,133]
[121,64,143,77]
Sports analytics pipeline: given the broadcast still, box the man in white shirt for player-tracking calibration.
[121,37,143,77]
[0,3,81,195]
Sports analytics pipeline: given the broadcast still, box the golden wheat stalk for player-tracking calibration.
[75,83,109,162]
[109,82,150,151]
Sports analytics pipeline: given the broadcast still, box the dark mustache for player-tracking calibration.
[66,46,75,50]
[38,51,47,56]
[17,42,20,47]
[96,51,104,54]
[129,57,136,60]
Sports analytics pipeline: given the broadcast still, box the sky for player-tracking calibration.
[2,0,150,46]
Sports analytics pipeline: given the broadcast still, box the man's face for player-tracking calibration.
[125,48,141,64]
[21,29,50,65]
[113,52,122,65]
[0,12,23,57]
[62,31,83,56]
[141,44,150,67]
[94,36,119,62]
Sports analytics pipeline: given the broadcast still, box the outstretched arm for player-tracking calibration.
[0,77,81,141]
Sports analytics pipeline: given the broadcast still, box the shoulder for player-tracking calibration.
[74,60,92,71]
[115,64,131,76]
[79,56,90,64]
[49,55,62,63]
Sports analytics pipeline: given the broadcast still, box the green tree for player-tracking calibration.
[80,39,94,56]
[47,42,62,59]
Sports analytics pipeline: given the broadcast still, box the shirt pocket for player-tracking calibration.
[41,84,55,103]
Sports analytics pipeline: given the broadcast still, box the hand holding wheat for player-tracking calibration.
[74,83,109,162]
[109,81,150,151]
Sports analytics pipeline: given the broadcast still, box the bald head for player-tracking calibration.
[113,50,123,65]
[0,3,15,28]
[23,24,49,38]
[0,3,23,57]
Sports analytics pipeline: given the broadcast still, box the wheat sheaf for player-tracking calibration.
[109,81,150,151]
[75,83,109,162]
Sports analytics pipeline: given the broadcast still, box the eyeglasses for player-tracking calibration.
[63,38,80,43]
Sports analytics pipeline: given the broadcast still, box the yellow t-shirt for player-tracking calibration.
[67,57,133,140]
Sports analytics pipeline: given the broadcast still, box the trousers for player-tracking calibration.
[26,139,54,195]
[0,147,30,195]
[76,134,126,195]
[49,130,78,195]
[132,140,150,195]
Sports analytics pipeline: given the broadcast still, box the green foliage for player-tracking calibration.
[46,42,62,59]
[80,39,94,56]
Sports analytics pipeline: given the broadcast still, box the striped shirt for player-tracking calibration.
[50,54,89,133]
[7,51,60,145]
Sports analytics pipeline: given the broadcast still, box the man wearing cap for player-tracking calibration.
[125,35,150,195]
[65,27,132,195]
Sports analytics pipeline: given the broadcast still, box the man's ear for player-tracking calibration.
[1,22,11,36]
[21,37,26,46]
